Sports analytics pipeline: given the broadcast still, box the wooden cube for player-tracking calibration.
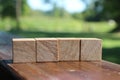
[13,38,36,63]
[80,38,102,61]
[58,38,80,61]
[36,38,58,62]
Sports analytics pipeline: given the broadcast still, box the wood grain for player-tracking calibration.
[58,38,80,61]
[80,38,102,61]
[36,38,58,62]
[13,38,36,63]
[8,61,120,80]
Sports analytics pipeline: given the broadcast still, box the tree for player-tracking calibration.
[15,0,21,31]
[0,0,16,19]
[0,0,28,31]
[81,0,103,21]
[83,0,120,32]
[43,0,65,17]
[103,0,120,32]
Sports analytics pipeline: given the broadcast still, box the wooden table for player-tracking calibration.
[8,61,120,80]
[0,44,120,80]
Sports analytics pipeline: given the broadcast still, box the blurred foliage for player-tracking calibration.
[0,0,29,18]
[0,0,30,31]
[103,0,120,19]
[72,0,103,21]
[43,0,67,17]
[79,0,120,32]
[0,14,116,32]
[21,0,31,15]
[0,0,16,18]
[53,3,64,17]
[103,0,120,32]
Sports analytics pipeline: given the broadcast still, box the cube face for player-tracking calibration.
[81,39,102,61]
[58,38,80,61]
[13,39,36,63]
[36,38,58,62]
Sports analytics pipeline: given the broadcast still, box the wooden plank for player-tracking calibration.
[58,38,80,61]
[36,38,58,62]
[13,38,36,63]
[8,61,120,80]
[80,38,102,61]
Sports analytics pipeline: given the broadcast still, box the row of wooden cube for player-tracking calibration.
[12,38,102,63]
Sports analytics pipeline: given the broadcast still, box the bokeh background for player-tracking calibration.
[0,0,120,64]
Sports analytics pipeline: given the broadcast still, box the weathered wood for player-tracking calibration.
[8,61,120,80]
[36,38,58,62]
[13,38,36,63]
[58,38,80,61]
[80,38,102,61]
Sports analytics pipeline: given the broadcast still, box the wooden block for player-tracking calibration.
[13,38,36,63]
[80,38,102,61]
[36,38,58,62]
[58,38,80,61]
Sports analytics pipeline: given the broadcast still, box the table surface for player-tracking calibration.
[0,44,120,80]
[8,61,120,80]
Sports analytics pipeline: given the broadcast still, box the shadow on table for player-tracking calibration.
[0,60,18,80]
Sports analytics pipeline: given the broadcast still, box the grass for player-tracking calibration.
[20,16,115,33]
[0,15,116,33]
[0,14,120,64]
